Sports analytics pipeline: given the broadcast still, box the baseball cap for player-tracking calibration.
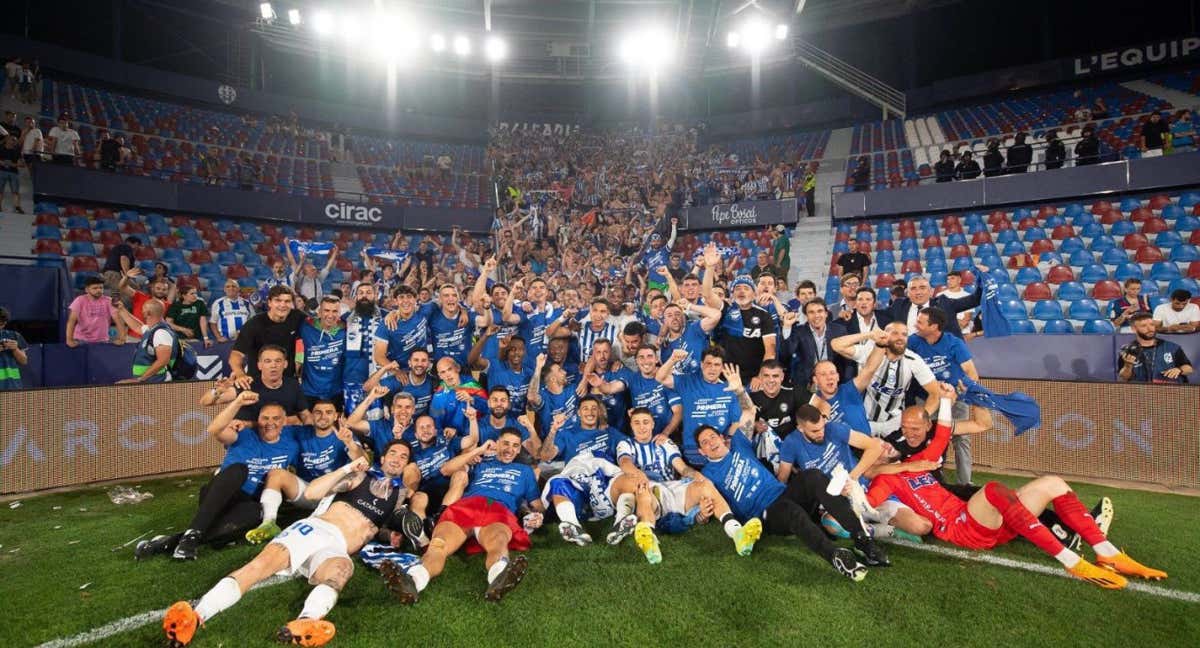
[730,275,755,291]
[774,224,785,232]
[650,233,662,241]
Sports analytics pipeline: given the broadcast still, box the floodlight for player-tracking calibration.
[431,33,447,52]
[313,11,334,36]
[743,20,768,55]
[726,31,740,48]
[341,15,362,41]
[775,23,788,40]
[288,9,301,25]
[453,35,471,56]
[259,3,274,20]
[485,36,507,62]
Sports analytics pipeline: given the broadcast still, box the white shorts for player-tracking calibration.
[270,517,349,580]
[652,479,694,516]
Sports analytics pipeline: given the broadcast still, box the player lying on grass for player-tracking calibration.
[609,407,760,564]
[865,399,1166,589]
[163,442,420,647]
[380,429,546,604]
[244,399,367,545]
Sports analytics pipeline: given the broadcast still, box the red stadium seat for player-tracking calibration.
[208,238,230,253]
[1134,246,1164,263]
[922,235,942,248]
[189,250,212,264]
[1051,225,1075,240]
[835,231,850,242]
[1007,253,1035,268]
[64,229,93,242]
[225,228,244,242]
[1017,217,1038,231]
[875,273,895,288]
[991,218,1012,232]
[70,256,100,273]
[1100,210,1124,225]
[1090,200,1112,215]
[121,221,147,234]
[856,223,872,233]
[1092,280,1122,300]
[855,240,871,253]
[1122,234,1149,250]
[942,222,964,235]
[1045,265,1075,284]
[34,239,64,255]
[970,231,993,245]
[1030,239,1056,255]
[94,207,113,219]
[1131,207,1154,222]
[1149,195,1172,210]
[901,259,922,273]
[34,213,61,226]
[1141,218,1169,234]
[875,239,894,251]
[64,204,87,216]
[226,264,249,279]
[169,215,191,227]
[135,245,157,261]
[988,210,1008,225]
[1022,282,1052,300]
[98,231,123,245]
[949,244,971,259]
[1189,261,1200,279]
[1038,205,1057,219]
[1190,229,1200,245]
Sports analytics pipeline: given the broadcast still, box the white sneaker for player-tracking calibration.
[558,521,593,546]
[605,514,638,545]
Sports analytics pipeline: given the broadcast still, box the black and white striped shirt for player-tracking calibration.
[851,344,936,437]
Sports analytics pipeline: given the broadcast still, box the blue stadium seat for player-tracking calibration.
[94,219,118,232]
[1014,266,1043,284]
[1181,193,1200,209]
[1002,241,1027,256]
[833,241,849,254]
[1162,204,1185,220]
[1067,249,1094,267]
[1150,262,1182,282]
[1073,213,1098,228]
[876,250,895,264]
[160,248,185,263]
[1031,300,1065,320]
[1088,234,1116,253]
[1114,262,1143,281]
[995,283,1020,301]
[1043,214,1066,228]
[1067,299,1102,320]
[1169,245,1200,262]
[1063,203,1084,218]
[1120,197,1142,212]
[1009,319,1037,334]
[1148,295,1169,311]
[168,260,191,276]
[65,216,89,229]
[1141,280,1161,296]
[1022,228,1046,242]
[925,246,947,261]
[1078,264,1109,283]
[1059,237,1085,253]
[1168,277,1200,296]
[1042,319,1075,334]
[1012,208,1031,220]
[1083,319,1116,334]
[1038,251,1063,265]
[984,265,1010,284]
[975,243,1000,258]
[1176,215,1200,232]
[35,225,61,239]
[996,230,1018,244]
[1110,220,1136,236]
[946,233,967,247]
[999,300,1027,320]
[1155,231,1184,248]
[1098,248,1127,265]
[216,251,239,265]
[1056,282,1087,301]
[67,241,95,256]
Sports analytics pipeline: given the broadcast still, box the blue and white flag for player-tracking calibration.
[365,247,410,264]
[286,239,335,258]
[691,246,741,262]
[359,542,422,571]
[958,377,1041,435]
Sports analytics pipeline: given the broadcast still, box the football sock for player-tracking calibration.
[1051,493,1111,552]
[984,482,1068,558]
[407,564,430,592]
[194,577,242,622]
[870,523,896,538]
[1053,548,1082,568]
[720,513,742,539]
[614,493,635,520]
[555,501,581,527]
[260,489,282,524]
[487,557,509,585]
[298,584,338,620]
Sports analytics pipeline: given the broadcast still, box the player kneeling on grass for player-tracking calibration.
[696,423,883,582]
[163,442,419,647]
[609,407,759,564]
[381,430,545,604]
[865,397,1166,589]
[245,399,368,545]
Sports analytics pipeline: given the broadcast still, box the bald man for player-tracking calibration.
[117,299,176,383]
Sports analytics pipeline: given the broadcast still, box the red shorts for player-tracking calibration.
[438,495,531,555]
[938,508,1017,550]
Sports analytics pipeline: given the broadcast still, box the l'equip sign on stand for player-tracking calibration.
[682,198,798,230]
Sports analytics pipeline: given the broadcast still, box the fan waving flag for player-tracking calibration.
[365,247,411,264]
[286,239,335,258]
[979,273,1013,338]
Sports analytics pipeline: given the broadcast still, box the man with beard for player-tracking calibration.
[162,444,418,647]
[586,344,683,441]
[136,392,300,562]
[1119,312,1193,383]
[714,267,778,380]
[298,297,347,410]
[363,349,434,417]
[477,386,542,456]
[528,352,584,442]
[581,339,632,431]
[347,388,418,458]
[229,286,305,387]
[118,271,172,338]
[469,327,535,413]
[658,299,722,376]
[516,276,559,359]
[749,360,812,471]
[382,431,545,604]
[832,322,939,437]
[408,413,475,522]
[342,283,388,421]
[614,320,647,371]
[243,400,367,545]
[548,297,617,365]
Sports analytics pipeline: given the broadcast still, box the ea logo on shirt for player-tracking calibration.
[325,202,383,223]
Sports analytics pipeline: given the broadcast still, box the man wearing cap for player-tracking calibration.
[0,306,28,390]
[717,272,777,380]
[641,218,678,294]
[771,225,791,275]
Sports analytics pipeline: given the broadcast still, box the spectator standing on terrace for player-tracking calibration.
[1152,290,1199,334]
[0,111,18,140]
[290,245,339,304]
[954,150,981,180]
[1074,125,1100,166]
[1091,98,1110,120]
[1140,112,1170,156]
[1119,313,1192,384]
[750,250,785,283]
[772,225,791,273]
[167,285,212,348]
[101,236,141,290]
[210,279,254,343]
[19,115,42,165]
[97,130,121,171]
[982,140,1003,177]
[802,165,817,218]
[1044,130,1066,170]
[0,306,28,390]
[850,157,870,192]
[934,150,955,183]
[0,131,21,212]
[836,240,871,283]
[437,153,452,181]
[236,153,260,190]
[46,116,80,165]
[1006,132,1032,173]
[1107,278,1151,332]
[66,276,125,347]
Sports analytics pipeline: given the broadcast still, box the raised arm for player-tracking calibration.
[346,384,389,434]
[304,456,369,501]
[846,431,884,484]
[655,348,687,390]
[362,360,401,393]
[852,330,890,393]
[537,413,569,463]
[206,391,259,443]
[440,440,496,477]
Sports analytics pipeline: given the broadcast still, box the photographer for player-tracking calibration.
[1119,313,1193,384]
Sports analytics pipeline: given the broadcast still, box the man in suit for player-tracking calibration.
[779,298,848,390]
[831,274,861,323]
[844,287,892,336]
[889,275,981,339]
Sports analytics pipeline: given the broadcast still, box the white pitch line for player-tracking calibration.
[890,540,1200,603]
[35,575,292,648]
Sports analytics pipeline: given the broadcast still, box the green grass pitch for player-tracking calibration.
[2,472,1198,647]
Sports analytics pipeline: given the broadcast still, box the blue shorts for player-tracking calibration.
[545,477,588,521]
[0,171,18,194]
